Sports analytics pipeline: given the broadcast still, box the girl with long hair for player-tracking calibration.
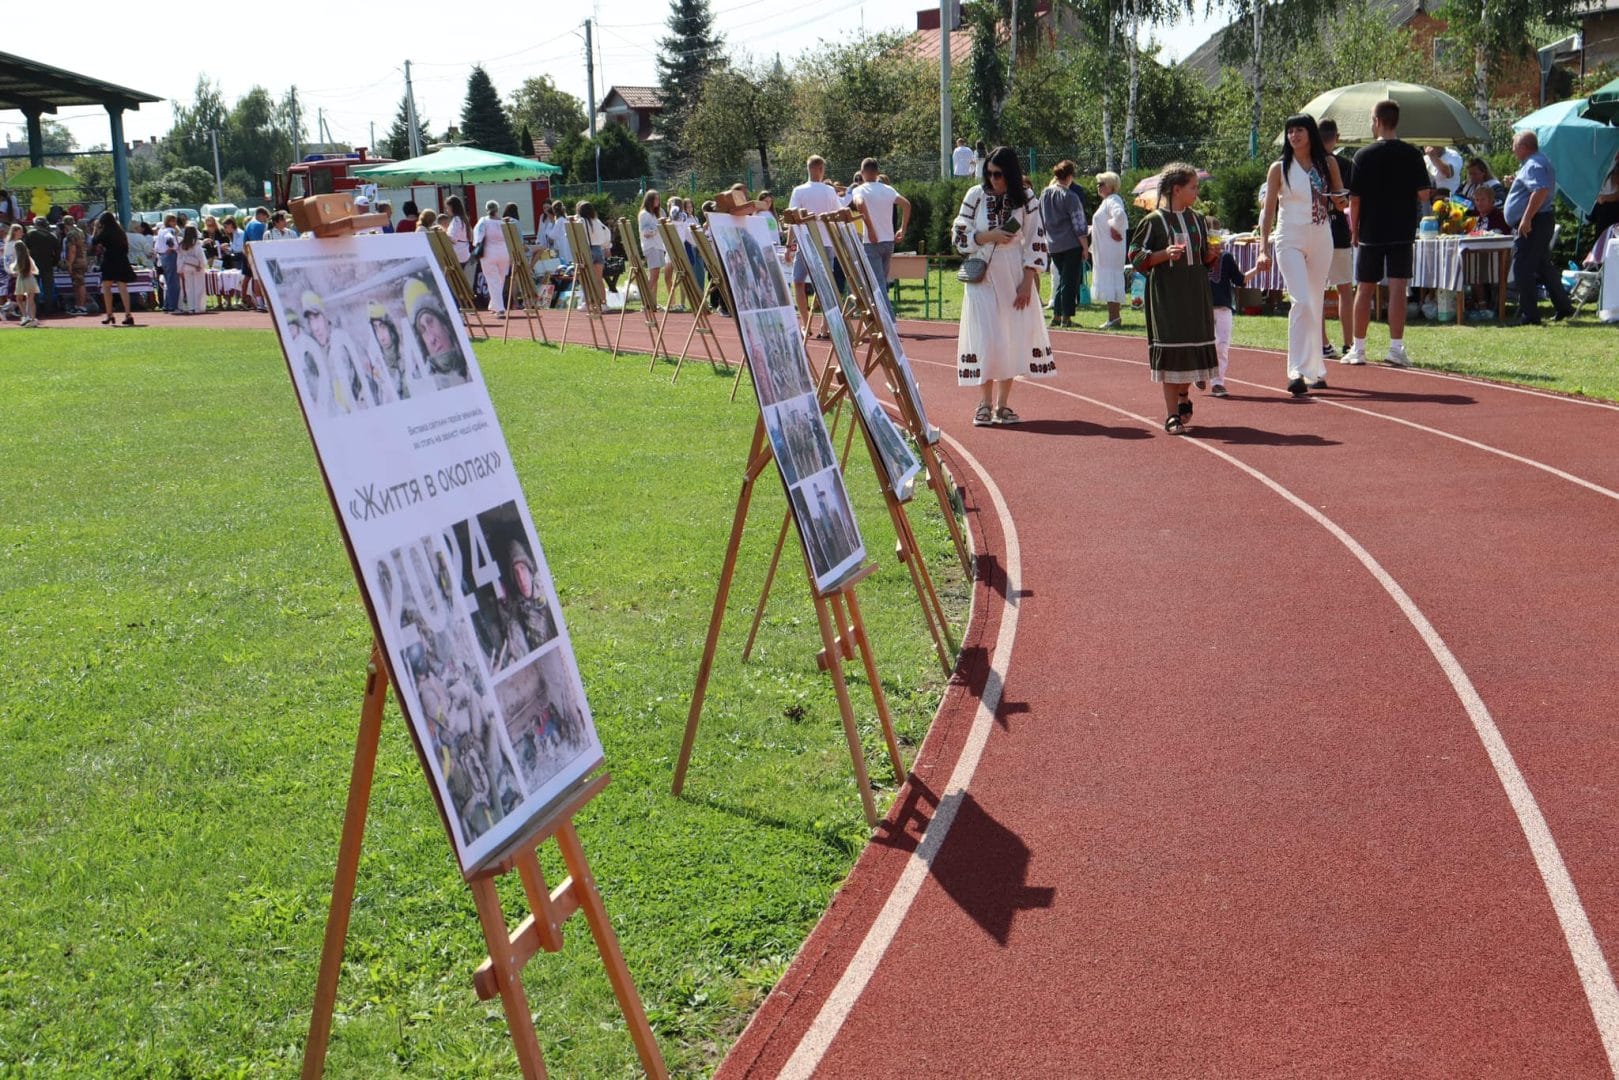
[1129,163,1219,434]
[1253,114,1347,395]
[638,189,669,312]
[444,195,474,291]
[177,225,208,314]
[92,212,137,326]
[951,145,1057,426]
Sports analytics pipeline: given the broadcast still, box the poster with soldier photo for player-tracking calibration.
[257,232,603,874]
[707,212,865,592]
[795,223,921,501]
[829,220,939,446]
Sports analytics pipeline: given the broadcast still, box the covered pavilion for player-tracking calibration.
[1,52,162,223]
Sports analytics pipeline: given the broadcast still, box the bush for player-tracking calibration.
[1204,158,1270,233]
[894,177,976,255]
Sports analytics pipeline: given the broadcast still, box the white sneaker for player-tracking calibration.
[1340,344,1367,365]
[1384,343,1412,368]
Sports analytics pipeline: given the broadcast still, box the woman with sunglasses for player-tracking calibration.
[1129,162,1219,434]
[951,146,1058,426]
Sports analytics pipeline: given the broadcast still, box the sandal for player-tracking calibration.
[973,403,995,426]
[1177,396,1193,420]
[1164,415,1186,435]
[994,406,1021,425]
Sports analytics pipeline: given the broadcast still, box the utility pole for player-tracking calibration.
[584,19,598,138]
[938,0,952,179]
[404,60,423,157]
[208,129,223,199]
[1250,2,1263,159]
[369,120,375,152]
[291,86,302,162]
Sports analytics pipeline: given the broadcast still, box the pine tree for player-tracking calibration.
[460,66,518,154]
[655,0,724,158]
[517,123,535,158]
[383,95,429,160]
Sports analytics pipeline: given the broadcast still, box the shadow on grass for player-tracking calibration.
[681,791,867,857]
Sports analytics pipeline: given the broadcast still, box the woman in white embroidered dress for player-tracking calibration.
[1091,171,1130,328]
[952,145,1056,427]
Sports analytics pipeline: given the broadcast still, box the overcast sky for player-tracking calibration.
[4,0,1225,154]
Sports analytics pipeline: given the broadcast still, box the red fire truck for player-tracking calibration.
[274,149,393,207]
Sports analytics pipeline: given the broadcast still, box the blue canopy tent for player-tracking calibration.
[1512,99,1619,219]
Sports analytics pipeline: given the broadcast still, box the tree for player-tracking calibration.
[964,0,1009,143]
[507,75,588,144]
[656,0,724,157]
[460,66,518,154]
[134,165,216,209]
[166,76,230,173]
[223,87,294,194]
[684,62,794,188]
[383,95,430,160]
[567,123,651,182]
[517,124,535,158]
[1435,0,1584,134]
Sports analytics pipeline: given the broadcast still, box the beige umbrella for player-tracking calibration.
[1282,81,1488,145]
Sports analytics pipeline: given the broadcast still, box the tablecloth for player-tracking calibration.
[206,269,244,297]
[1229,239,1285,292]
[1409,234,1514,291]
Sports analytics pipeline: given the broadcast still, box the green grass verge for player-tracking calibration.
[0,330,968,1077]
[891,270,1619,402]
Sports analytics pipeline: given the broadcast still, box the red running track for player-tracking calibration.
[530,310,1619,1075]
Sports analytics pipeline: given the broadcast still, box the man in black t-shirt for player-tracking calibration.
[1346,99,1431,367]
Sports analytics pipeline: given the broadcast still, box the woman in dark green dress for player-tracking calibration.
[1130,163,1219,434]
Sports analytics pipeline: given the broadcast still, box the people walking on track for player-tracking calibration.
[1345,99,1430,368]
[1040,160,1088,329]
[1254,114,1348,396]
[952,145,1057,427]
[1130,163,1219,434]
[1090,172,1130,329]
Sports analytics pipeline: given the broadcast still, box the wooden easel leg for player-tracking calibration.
[729,356,748,403]
[918,440,971,578]
[741,508,793,662]
[612,293,631,360]
[301,644,389,1080]
[555,822,669,1080]
[674,431,766,794]
[468,877,549,1080]
[844,588,905,785]
[813,590,879,829]
[562,289,576,346]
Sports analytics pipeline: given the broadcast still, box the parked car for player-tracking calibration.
[162,208,201,224]
[202,202,243,223]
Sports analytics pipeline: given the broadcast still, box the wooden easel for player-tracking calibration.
[499,220,551,345]
[301,644,667,1080]
[670,421,906,828]
[738,217,955,677]
[561,218,610,350]
[654,218,729,381]
[426,228,490,340]
[825,218,971,579]
[691,228,750,402]
[611,218,670,363]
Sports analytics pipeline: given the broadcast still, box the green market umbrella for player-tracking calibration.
[5,165,78,189]
[352,146,561,185]
[1513,98,1619,217]
[1583,76,1619,124]
[1289,81,1488,145]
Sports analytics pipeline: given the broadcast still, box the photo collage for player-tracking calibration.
[707,212,866,592]
[257,243,474,421]
[795,224,921,501]
[368,499,599,854]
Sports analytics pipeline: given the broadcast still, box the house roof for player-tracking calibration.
[600,85,663,112]
[0,51,160,112]
[899,27,974,65]
[1180,0,1426,86]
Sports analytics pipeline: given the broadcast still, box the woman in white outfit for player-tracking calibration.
[1254,114,1347,396]
[444,195,475,294]
[1091,172,1130,328]
[473,201,511,314]
[638,190,669,313]
[952,145,1058,426]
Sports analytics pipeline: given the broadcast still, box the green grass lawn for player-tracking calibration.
[0,331,967,1077]
[891,270,1619,402]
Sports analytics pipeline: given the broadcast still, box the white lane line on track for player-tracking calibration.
[778,431,1022,1080]
[1023,323,1619,413]
[909,358,1619,1074]
[1051,346,1619,504]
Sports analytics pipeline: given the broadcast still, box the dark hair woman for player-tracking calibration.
[397,199,419,234]
[575,201,611,297]
[444,194,474,291]
[92,211,137,326]
[950,145,1056,427]
[1254,114,1346,396]
[1128,162,1219,432]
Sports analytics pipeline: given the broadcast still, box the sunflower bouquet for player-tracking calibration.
[1431,198,1477,236]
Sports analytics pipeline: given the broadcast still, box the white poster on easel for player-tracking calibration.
[796,222,921,501]
[254,232,603,874]
[833,221,939,446]
[707,212,866,592]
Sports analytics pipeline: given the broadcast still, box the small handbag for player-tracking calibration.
[958,249,991,283]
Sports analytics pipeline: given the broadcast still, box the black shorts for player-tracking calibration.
[1356,242,1414,283]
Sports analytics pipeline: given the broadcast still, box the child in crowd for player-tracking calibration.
[177,225,208,314]
[6,222,40,327]
[1205,216,1241,397]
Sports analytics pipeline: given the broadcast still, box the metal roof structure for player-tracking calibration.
[0,52,160,112]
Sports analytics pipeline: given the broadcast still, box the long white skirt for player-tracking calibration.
[957,248,1054,385]
[1091,236,1128,303]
